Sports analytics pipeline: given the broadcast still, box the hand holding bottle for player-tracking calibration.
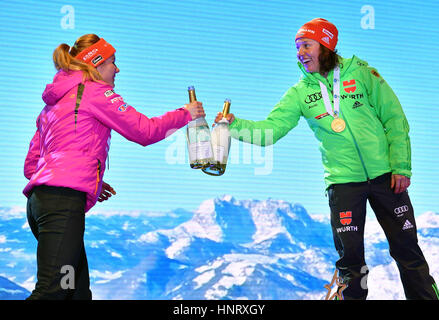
[214,112,235,126]
[185,101,206,120]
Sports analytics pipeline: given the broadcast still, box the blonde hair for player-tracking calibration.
[53,34,103,81]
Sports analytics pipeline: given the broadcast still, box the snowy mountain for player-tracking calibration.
[0,197,438,300]
[0,276,30,300]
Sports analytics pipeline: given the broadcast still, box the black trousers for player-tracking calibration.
[328,172,438,300]
[26,185,92,300]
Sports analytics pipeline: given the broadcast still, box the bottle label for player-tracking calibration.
[188,141,213,162]
[213,145,226,163]
[187,124,211,142]
[210,124,230,164]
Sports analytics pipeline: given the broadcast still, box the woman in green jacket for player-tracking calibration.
[216,18,438,300]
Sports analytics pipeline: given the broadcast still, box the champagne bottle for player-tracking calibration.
[202,99,231,176]
[186,86,214,169]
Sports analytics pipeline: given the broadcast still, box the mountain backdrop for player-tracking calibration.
[0,196,438,300]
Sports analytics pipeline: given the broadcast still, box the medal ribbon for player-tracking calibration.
[318,66,340,118]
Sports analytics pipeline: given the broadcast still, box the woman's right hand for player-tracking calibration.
[185,101,206,120]
[98,181,116,202]
[214,112,235,126]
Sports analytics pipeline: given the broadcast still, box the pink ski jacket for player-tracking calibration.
[23,70,192,212]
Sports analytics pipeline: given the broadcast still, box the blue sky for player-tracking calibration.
[0,0,438,216]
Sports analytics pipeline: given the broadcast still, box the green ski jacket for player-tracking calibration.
[230,55,411,187]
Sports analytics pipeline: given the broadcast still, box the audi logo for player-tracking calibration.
[305,92,322,104]
[394,205,409,214]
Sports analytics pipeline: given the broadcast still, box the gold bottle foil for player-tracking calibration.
[222,99,231,117]
[188,87,197,102]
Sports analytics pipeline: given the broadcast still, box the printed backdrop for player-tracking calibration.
[0,0,438,299]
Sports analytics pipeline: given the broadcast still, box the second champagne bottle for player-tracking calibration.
[202,99,231,176]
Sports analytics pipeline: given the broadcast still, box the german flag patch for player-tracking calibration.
[371,70,380,78]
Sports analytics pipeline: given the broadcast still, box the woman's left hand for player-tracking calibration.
[98,181,116,202]
[391,174,411,194]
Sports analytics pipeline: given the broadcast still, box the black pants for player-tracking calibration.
[328,172,438,300]
[26,185,92,300]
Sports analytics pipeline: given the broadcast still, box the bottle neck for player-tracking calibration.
[222,100,231,117]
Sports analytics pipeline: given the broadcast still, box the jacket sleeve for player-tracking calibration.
[364,67,412,177]
[89,86,193,147]
[24,124,40,180]
[229,87,302,146]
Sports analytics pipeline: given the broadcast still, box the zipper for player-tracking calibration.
[75,83,85,132]
[322,71,370,184]
[343,113,370,183]
[94,159,101,195]
[404,120,411,171]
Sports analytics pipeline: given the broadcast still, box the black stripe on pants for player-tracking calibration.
[328,172,437,300]
[26,185,92,300]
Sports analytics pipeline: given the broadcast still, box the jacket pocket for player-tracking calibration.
[94,159,101,195]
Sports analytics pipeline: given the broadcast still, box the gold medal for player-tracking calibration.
[331,117,346,133]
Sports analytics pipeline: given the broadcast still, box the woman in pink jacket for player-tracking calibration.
[23,34,204,300]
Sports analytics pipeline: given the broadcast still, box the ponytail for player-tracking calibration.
[52,34,103,82]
